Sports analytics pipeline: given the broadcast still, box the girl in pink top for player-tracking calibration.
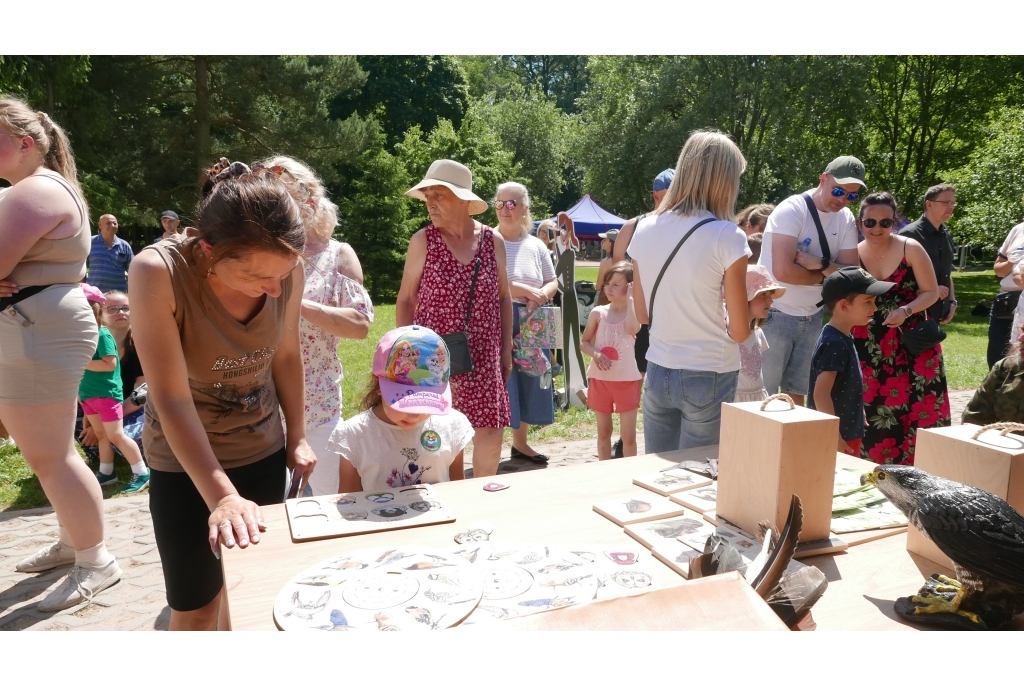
[581,262,642,460]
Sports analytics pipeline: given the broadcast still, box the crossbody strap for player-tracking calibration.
[801,192,831,262]
[647,217,715,329]
[463,256,481,331]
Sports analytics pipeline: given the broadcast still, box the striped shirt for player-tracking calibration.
[504,235,556,304]
[86,234,134,293]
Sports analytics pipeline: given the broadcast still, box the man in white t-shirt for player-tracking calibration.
[758,156,867,406]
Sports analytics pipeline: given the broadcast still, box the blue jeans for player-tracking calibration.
[760,308,824,397]
[642,362,738,453]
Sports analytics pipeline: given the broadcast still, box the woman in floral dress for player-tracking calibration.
[851,192,946,465]
[259,156,374,495]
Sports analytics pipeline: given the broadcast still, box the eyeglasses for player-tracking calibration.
[831,187,860,202]
[104,305,130,315]
[494,199,518,210]
[931,200,957,207]
[862,218,895,228]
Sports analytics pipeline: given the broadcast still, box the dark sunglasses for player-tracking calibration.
[831,187,860,202]
[494,199,517,210]
[862,218,895,228]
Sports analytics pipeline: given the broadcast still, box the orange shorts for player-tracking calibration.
[587,378,641,414]
[842,438,862,457]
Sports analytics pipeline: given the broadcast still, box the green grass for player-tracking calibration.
[0,266,999,512]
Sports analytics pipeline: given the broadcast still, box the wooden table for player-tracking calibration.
[221,445,1024,630]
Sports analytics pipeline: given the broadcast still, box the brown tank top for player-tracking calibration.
[142,236,294,472]
[7,172,91,286]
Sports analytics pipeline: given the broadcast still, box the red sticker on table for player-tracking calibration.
[604,551,637,565]
[483,482,509,492]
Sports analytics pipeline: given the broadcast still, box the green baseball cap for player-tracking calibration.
[824,155,867,188]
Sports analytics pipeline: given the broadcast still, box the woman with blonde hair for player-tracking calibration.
[495,182,557,463]
[254,156,374,496]
[0,96,122,610]
[629,130,752,452]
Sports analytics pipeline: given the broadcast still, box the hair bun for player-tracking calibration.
[201,159,252,199]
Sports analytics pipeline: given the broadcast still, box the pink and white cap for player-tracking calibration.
[372,326,453,415]
[746,264,786,302]
[80,283,106,304]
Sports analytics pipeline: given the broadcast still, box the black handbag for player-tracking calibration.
[440,257,481,377]
[901,318,946,357]
[992,290,1021,320]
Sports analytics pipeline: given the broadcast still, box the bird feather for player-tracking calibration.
[751,494,803,598]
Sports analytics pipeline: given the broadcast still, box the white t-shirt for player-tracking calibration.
[735,327,769,402]
[504,234,557,304]
[998,222,1024,292]
[327,408,474,491]
[758,191,859,316]
[629,211,751,373]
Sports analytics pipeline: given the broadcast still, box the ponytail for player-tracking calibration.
[0,96,87,215]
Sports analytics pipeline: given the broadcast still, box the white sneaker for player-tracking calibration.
[15,541,75,573]
[38,559,122,612]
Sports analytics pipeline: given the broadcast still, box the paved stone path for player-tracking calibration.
[0,390,974,631]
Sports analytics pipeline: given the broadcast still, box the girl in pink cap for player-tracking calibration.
[328,326,473,492]
[78,284,149,492]
[736,265,786,401]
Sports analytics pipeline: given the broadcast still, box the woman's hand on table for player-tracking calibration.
[208,493,266,558]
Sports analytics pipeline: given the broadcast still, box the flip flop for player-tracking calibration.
[510,446,549,464]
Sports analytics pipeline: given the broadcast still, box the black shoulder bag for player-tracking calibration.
[801,193,832,262]
[646,217,716,329]
[441,257,481,377]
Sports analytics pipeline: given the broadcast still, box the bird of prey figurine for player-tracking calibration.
[862,465,1024,629]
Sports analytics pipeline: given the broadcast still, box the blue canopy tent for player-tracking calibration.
[536,194,626,240]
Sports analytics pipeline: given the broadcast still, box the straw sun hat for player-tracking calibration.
[405,159,488,215]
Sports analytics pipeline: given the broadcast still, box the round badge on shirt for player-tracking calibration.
[420,430,441,451]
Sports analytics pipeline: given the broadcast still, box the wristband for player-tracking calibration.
[903,306,913,318]
[820,257,830,272]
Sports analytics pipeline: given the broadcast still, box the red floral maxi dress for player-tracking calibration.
[852,258,951,465]
[414,225,510,429]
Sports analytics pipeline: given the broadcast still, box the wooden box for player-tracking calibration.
[908,424,1024,568]
[717,400,838,542]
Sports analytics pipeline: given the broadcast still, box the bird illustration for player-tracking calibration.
[539,574,593,588]
[316,609,355,631]
[452,547,479,564]
[427,572,462,587]
[373,612,400,631]
[536,563,580,574]
[863,465,1024,629]
[324,559,367,571]
[404,561,454,571]
[406,606,446,629]
[518,597,574,609]
[487,549,518,561]
[295,574,347,587]
[625,499,652,514]
[424,588,474,604]
[423,553,450,564]
[375,550,412,567]
[282,590,330,621]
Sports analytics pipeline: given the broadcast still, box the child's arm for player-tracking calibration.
[338,456,363,494]
[448,451,466,481]
[85,354,117,373]
[579,308,611,370]
[813,370,849,452]
[624,285,642,335]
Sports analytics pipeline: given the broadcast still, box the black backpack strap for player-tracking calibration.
[463,256,481,331]
[802,192,831,261]
[647,217,716,329]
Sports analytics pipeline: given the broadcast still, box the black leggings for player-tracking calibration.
[149,448,287,612]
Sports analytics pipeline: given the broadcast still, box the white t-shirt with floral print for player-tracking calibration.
[328,408,474,490]
[301,240,374,429]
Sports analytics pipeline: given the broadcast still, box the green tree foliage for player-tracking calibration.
[0,56,91,113]
[460,56,589,114]
[330,56,470,150]
[947,107,1024,252]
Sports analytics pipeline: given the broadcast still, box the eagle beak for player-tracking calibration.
[861,472,877,486]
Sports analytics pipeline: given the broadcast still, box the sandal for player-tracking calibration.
[510,446,549,464]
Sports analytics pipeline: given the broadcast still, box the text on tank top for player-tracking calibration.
[141,236,293,472]
[586,310,642,382]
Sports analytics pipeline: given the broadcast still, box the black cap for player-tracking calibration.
[161,210,179,221]
[817,266,894,307]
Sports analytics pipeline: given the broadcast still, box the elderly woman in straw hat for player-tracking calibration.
[397,159,513,477]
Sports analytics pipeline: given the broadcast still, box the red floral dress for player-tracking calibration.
[414,225,510,429]
[852,258,950,465]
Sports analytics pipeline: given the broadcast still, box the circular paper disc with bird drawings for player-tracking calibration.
[459,544,601,624]
[274,548,483,631]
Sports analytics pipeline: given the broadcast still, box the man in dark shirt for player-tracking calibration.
[899,184,957,323]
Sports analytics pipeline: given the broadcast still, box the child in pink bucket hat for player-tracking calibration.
[327,326,473,492]
[736,265,786,401]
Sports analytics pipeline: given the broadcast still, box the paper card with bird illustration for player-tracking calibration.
[624,512,715,550]
[273,548,483,631]
[830,500,908,534]
[593,493,687,526]
[669,483,719,514]
[285,484,455,542]
[633,467,712,496]
[651,542,702,579]
[679,524,761,560]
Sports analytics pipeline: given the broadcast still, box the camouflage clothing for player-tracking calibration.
[962,356,1024,426]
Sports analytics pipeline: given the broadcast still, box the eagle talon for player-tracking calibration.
[935,575,961,588]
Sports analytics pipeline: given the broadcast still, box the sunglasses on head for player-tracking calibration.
[862,218,895,229]
[831,187,859,202]
[494,199,517,210]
